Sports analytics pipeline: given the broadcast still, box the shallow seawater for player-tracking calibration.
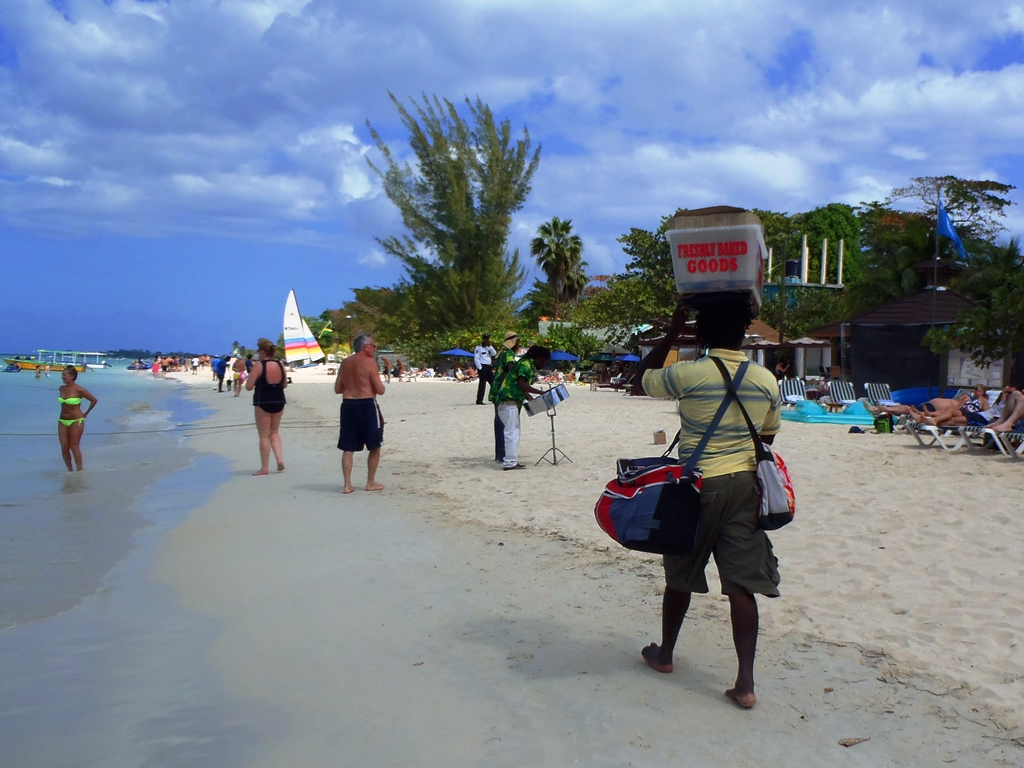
[0,366,282,766]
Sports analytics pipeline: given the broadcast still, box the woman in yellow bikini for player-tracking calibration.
[58,365,98,471]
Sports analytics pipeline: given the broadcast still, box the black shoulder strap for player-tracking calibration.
[710,357,771,462]
[679,361,750,475]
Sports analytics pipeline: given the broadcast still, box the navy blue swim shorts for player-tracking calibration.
[338,398,383,452]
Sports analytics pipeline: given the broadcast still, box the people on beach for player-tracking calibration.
[633,301,782,709]
[380,357,391,383]
[489,332,520,464]
[213,355,228,392]
[988,386,1024,433]
[474,334,498,405]
[245,339,287,475]
[191,356,199,375]
[335,334,386,493]
[232,355,246,397]
[494,344,550,470]
[774,358,791,380]
[57,365,97,472]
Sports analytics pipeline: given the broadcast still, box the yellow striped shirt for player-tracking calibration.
[642,348,781,478]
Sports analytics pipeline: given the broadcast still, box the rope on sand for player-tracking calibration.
[0,421,331,437]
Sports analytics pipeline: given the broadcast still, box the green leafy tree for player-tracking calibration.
[518,277,557,323]
[925,238,1024,371]
[540,323,604,365]
[799,203,862,285]
[888,176,1016,240]
[761,288,847,340]
[530,217,586,320]
[844,204,935,316]
[366,94,540,337]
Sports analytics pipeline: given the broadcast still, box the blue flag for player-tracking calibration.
[936,200,967,260]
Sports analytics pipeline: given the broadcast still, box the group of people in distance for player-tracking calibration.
[869,383,1024,434]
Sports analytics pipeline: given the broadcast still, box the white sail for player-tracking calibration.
[283,290,308,365]
[301,318,326,362]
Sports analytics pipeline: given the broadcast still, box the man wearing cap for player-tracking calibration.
[494,345,551,470]
[474,334,498,405]
[489,332,520,463]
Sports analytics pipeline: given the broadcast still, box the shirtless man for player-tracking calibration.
[867,394,967,424]
[334,334,386,493]
[232,356,246,397]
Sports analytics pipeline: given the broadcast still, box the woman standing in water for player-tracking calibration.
[58,365,97,471]
[245,338,287,476]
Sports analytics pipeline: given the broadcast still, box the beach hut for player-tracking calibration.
[809,288,979,397]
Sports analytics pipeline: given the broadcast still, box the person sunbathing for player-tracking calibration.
[867,394,966,421]
[988,388,1024,433]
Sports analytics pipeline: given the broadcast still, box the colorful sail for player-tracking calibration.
[283,290,324,365]
[301,317,326,363]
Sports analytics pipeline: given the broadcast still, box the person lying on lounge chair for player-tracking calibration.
[867,394,967,421]
[988,387,1024,433]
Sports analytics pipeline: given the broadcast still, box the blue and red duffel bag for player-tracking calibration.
[594,456,703,555]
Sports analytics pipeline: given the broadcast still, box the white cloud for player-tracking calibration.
[358,248,388,267]
[0,0,1019,265]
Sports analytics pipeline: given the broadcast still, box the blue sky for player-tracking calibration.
[2,0,1023,353]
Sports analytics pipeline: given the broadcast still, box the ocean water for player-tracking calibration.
[0,363,281,766]
[0,364,206,629]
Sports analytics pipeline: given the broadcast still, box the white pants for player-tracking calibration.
[497,401,521,467]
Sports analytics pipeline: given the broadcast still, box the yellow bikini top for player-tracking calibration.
[58,396,82,405]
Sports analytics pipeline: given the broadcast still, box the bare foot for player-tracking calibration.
[277,463,286,471]
[725,688,756,709]
[252,469,269,476]
[991,423,1012,433]
[641,643,673,673]
[343,485,354,494]
[365,482,384,492]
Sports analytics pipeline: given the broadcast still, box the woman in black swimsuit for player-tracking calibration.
[245,338,288,475]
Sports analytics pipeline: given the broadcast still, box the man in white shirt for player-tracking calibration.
[474,334,498,405]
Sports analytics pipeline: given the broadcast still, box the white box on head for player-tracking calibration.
[665,207,766,312]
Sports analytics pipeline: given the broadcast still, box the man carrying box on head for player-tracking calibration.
[632,300,782,709]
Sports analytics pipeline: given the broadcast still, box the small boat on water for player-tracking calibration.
[2,350,109,372]
[283,290,326,368]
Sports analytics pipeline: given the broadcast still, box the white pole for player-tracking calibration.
[795,347,806,378]
[767,247,773,280]
[838,239,844,286]
[800,234,809,283]
[820,238,828,285]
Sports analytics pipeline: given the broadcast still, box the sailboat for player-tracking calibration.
[283,290,326,367]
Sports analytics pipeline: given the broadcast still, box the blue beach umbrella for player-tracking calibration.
[548,350,579,362]
[616,354,641,363]
[438,348,474,357]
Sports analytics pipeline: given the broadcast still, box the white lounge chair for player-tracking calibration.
[828,380,857,406]
[778,378,807,406]
[864,382,899,408]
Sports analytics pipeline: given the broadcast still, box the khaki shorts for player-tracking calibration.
[663,471,781,596]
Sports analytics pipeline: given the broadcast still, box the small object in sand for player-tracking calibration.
[823,686,834,693]
[498,542,504,546]
[839,737,869,747]
[413,661,424,666]
[653,429,666,445]
[849,426,865,433]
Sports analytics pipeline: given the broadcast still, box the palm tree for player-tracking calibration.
[530,217,586,320]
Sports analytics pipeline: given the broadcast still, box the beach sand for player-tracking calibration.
[155,369,1024,764]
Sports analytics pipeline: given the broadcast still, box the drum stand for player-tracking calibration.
[536,402,572,466]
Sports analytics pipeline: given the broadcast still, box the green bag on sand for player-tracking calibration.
[874,416,893,434]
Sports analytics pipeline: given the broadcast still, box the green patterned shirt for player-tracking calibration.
[494,358,537,408]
